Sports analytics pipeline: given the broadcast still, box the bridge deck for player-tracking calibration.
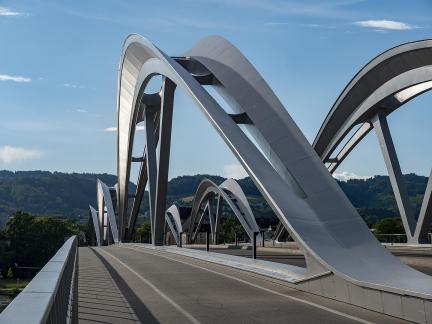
[78,246,410,324]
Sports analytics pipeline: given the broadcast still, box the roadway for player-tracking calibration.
[78,245,411,324]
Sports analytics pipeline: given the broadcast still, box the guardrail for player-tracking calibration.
[0,236,78,324]
[374,233,432,244]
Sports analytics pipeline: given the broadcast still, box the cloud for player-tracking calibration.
[333,171,371,181]
[0,74,31,82]
[0,146,44,164]
[193,0,365,19]
[104,127,117,132]
[0,7,24,16]
[223,163,248,179]
[354,20,417,30]
[76,109,88,113]
[63,83,85,89]
[104,125,145,132]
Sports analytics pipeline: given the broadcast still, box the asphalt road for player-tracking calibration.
[78,246,410,324]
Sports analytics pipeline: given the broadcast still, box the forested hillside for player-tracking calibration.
[0,171,120,227]
[0,171,428,228]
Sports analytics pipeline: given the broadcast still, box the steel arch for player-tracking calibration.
[88,205,101,246]
[313,39,432,244]
[97,179,119,244]
[116,35,432,307]
[186,178,261,244]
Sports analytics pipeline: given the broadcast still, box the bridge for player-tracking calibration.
[1,35,431,323]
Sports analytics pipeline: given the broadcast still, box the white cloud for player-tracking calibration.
[333,171,371,181]
[104,125,145,132]
[354,20,417,30]
[104,127,117,132]
[63,83,85,89]
[0,146,44,164]
[223,163,248,179]
[0,74,31,82]
[0,7,24,16]
[76,109,88,113]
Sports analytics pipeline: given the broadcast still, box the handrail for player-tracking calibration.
[0,236,79,324]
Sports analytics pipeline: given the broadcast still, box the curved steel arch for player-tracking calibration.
[313,39,432,244]
[187,178,261,244]
[116,35,432,318]
[88,205,101,246]
[165,204,184,246]
[97,179,119,244]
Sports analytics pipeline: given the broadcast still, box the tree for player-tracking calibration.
[3,211,80,275]
[134,220,151,243]
[219,217,244,243]
[373,217,404,234]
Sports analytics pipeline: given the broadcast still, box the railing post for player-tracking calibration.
[253,231,258,259]
[178,232,182,248]
[206,230,210,252]
[261,230,265,247]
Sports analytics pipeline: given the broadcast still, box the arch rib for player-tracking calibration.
[97,179,119,244]
[88,205,101,246]
[313,39,432,244]
[117,35,432,305]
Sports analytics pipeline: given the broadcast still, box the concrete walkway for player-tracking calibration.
[78,248,140,323]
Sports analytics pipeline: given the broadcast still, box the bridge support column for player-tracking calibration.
[146,77,176,246]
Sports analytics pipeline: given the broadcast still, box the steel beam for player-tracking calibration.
[414,169,432,243]
[372,114,416,238]
[153,78,176,245]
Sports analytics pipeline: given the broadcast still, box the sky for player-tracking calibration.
[0,0,431,181]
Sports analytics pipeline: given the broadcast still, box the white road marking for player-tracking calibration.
[98,248,202,324]
[124,245,375,324]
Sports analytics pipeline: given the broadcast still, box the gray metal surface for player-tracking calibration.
[0,236,78,324]
[165,204,183,246]
[88,205,101,246]
[312,40,432,244]
[97,179,119,244]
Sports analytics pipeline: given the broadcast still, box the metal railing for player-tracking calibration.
[0,236,79,324]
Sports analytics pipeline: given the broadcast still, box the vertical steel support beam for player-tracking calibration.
[145,109,158,243]
[153,78,176,245]
[214,195,223,244]
[253,231,257,259]
[372,114,416,239]
[206,230,210,252]
[414,169,432,243]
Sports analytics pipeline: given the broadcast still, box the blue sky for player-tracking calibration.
[0,0,431,180]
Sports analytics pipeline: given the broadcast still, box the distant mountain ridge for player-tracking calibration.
[0,170,428,228]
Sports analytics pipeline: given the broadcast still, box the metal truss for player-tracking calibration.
[313,40,432,244]
[113,35,432,321]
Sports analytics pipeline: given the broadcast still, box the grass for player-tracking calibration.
[0,279,29,290]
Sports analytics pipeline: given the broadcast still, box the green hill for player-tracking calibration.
[0,170,428,228]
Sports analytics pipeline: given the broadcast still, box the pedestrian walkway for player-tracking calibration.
[78,248,140,323]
